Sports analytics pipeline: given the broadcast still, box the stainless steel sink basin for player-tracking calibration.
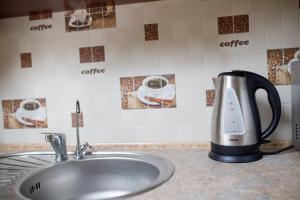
[14,152,175,200]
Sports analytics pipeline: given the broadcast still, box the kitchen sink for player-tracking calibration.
[14,152,175,200]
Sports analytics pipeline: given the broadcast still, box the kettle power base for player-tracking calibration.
[208,151,263,163]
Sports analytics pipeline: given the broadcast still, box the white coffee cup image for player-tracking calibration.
[143,76,169,91]
[19,99,41,119]
[74,9,88,24]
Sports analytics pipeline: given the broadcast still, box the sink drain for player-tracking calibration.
[29,181,41,194]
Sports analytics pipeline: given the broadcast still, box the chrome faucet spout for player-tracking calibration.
[43,133,68,162]
[74,101,91,160]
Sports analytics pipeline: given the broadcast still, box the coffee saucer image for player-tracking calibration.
[136,84,176,106]
[15,107,47,126]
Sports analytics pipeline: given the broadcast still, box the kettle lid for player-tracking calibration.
[218,70,249,77]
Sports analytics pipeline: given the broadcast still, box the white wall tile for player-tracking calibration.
[219,52,235,71]
[174,56,189,74]
[173,19,188,40]
[251,31,266,50]
[266,30,283,49]
[143,2,158,24]
[172,1,189,21]
[232,0,249,15]
[203,18,218,36]
[283,27,300,48]
[264,0,282,13]
[189,52,204,74]
[204,36,219,54]
[116,5,130,27]
[177,109,194,125]
[250,13,266,32]
[251,51,268,76]
[202,0,218,18]
[188,19,203,38]
[282,0,299,11]
[158,3,173,23]
[187,0,203,20]
[250,0,265,14]
[128,4,144,26]
[218,0,233,17]
[235,50,251,70]
[177,125,204,141]
[282,11,299,28]
[265,11,282,31]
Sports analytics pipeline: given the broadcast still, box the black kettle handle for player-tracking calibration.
[245,72,281,141]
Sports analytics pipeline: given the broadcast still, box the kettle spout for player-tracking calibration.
[212,77,218,89]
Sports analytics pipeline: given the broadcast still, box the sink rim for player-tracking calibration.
[14,152,175,200]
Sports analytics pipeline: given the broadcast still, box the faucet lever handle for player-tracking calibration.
[42,132,66,137]
[42,132,66,142]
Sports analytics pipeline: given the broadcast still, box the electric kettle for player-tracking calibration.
[209,70,281,163]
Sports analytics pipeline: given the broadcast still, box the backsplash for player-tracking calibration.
[0,0,299,144]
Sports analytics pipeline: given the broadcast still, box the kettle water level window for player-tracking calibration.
[223,88,245,135]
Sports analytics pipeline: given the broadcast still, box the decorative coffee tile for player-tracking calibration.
[71,112,84,127]
[121,93,130,110]
[120,77,134,94]
[103,11,116,28]
[92,46,105,62]
[267,49,283,68]
[218,16,233,35]
[144,24,159,41]
[103,4,115,11]
[267,47,299,85]
[120,74,176,110]
[40,9,53,19]
[20,53,32,68]
[65,16,77,32]
[133,76,146,91]
[284,48,299,65]
[91,12,104,29]
[79,47,92,63]
[65,10,74,18]
[65,6,116,33]
[77,20,91,31]
[29,9,52,20]
[29,11,41,20]
[267,49,283,85]
[234,15,249,33]
[206,90,215,107]
[274,67,292,85]
[89,7,103,14]
[119,77,134,110]
[2,98,48,129]
[65,9,91,32]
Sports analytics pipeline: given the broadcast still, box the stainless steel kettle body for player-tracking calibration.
[209,71,281,163]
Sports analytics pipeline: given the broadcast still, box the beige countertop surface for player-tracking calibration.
[1,149,300,200]
[131,149,300,200]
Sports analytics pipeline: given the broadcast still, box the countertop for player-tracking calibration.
[1,149,300,200]
[132,149,300,200]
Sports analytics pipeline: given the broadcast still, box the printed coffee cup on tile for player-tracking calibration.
[74,9,88,24]
[20,99,41,118]
[143,76,168,92]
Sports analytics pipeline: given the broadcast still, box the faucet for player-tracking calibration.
[43,133,68,162]
[74,100,92,160]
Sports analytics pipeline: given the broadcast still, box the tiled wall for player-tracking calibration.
[0,0,299,144]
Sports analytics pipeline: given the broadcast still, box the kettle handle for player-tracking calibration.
[245,72,281,141]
